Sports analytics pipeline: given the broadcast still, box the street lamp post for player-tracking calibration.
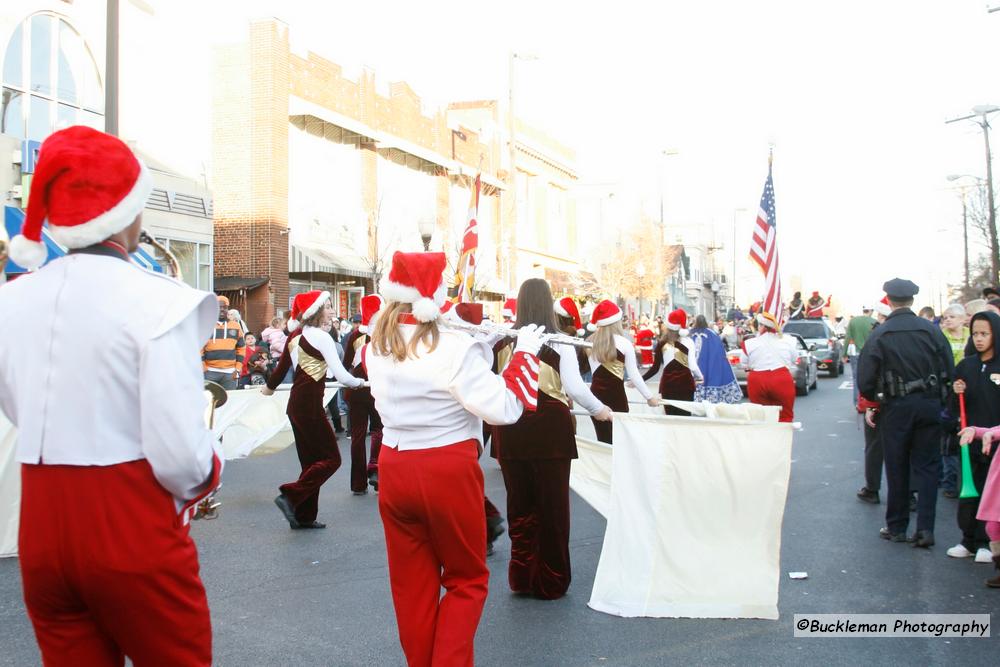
[946,174,979,290]
[732,207,748,309]
[418,218,434,251]
[946,105,1000,285]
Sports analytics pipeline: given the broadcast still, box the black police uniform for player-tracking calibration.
[857,279,954,544]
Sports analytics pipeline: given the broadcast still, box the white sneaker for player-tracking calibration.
[975,548,994,563]
[946,544,973,558]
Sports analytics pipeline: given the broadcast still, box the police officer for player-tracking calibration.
[857,278,954,547]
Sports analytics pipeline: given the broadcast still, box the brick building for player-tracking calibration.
[212,18,592,331]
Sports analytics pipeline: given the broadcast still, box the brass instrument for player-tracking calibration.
[139,229,182,280]
[441,319,593,348]
[193,380,228,521]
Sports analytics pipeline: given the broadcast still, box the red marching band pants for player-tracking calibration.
[378,440,489,667]
[747,367,795,422]
[19,460,212,666]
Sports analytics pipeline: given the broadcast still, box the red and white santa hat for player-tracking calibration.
[287,289,330,332]
[873,296,892,318]
[665,308,689,336]
[358,294,384,333]
[9,126,153,271]
[380,251,447,322]
[587,299,622,332]
[554,297,585,336]
[502,298,517,320]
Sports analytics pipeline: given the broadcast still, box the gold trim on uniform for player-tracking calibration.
[496,344,513,374]
[538,361,568,405]
[289,337,327,381]
[602,359,625,380]
[662,342,689,368]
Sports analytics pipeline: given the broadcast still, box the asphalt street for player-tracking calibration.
[1,370,998,665]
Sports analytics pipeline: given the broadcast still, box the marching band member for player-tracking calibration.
[264,290,365,529]
[554,296,590,378]
[642,308,703,415]
[744,311,797,422]
[342,294,385,493]
[0,126,222,664]
[805,291,831,319]
[587,300,658,443]
[502,297,517,326]
[492,279,612,599]
[365,252,544,667]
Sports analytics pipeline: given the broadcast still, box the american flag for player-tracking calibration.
[451,174,480,302]
[748,159,781,321]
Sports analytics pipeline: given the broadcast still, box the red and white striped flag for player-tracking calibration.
[451,174,480,303]
[748,157,782,322]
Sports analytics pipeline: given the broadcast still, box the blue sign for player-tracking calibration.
[20,140,41,175]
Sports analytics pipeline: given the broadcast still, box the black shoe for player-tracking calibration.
[274,494,300,529]
[368,470,379,492]
[486,515,506,554]
[879,527,908,542]
[486,542,495,557]
[910,530,935,548]
[292,520,326,529]
[857,488,880,504]
[352,489,368,496]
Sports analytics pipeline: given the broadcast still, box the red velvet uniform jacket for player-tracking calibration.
[642,339,696,402]
[590,349,628,413]
[492,344,578,460]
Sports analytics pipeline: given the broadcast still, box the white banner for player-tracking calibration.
[0,415,18,558]
[570,405,792,620]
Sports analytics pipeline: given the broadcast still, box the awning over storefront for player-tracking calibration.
[215,276,269,292]
[545,267,604,298]
[4,206,163,275]
[289,244,375,280]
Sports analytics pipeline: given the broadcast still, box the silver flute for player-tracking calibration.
[441,319,593,348]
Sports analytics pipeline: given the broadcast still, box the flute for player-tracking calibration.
[441,319,593,348]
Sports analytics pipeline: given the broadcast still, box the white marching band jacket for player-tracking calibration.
[0,253,223,520]
[745,333,797,372]
[365,325,526,451]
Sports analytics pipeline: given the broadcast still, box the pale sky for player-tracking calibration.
[129,0,1000,312]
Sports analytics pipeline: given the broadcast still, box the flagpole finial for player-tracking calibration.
[768,144,774,167]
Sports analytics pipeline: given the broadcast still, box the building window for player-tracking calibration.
[152,237,213,291]
[1,13,104,141]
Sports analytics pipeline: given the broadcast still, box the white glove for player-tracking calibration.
[847,343,858,357]
[513,323,546,356]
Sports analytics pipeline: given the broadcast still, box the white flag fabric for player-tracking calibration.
[570,406,792,620]
[0,415,17,557]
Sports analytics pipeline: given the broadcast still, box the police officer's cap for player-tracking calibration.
[882,278,919,300]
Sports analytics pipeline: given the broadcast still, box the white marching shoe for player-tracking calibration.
[975,548,994,564]
[946,544,973,558]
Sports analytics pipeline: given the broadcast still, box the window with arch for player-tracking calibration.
[1,13,104,142]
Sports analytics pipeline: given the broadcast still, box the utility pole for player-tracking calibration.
[962,189,970,289]
[946,106,1000,286]
[105,0,119,136]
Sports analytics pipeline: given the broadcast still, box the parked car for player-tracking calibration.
[781,319,844,377]
[728,333,819,396]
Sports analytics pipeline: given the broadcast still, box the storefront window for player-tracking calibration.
[0,13,103,140]
[152,237,213,291]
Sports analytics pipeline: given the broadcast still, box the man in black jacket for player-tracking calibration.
[858,278,955,547]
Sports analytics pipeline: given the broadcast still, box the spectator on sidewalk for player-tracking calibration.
[845,306,877,404]
[260,316,288,362]
[202,295,246,390]
[237,333,262,388]
[940,303,971,498]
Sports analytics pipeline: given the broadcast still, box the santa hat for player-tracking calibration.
[9,126,152,271]
[811,291,820,297]
[665,308,689,336]
[287,289,330,332]
[587,299,622,332]
[554,297,585,336]
[502,298,517,320]
[874,296,892,318]
[757,311,780,331]
[455,302,484,325]
[380,251,447,323]
[358,294,384,334]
